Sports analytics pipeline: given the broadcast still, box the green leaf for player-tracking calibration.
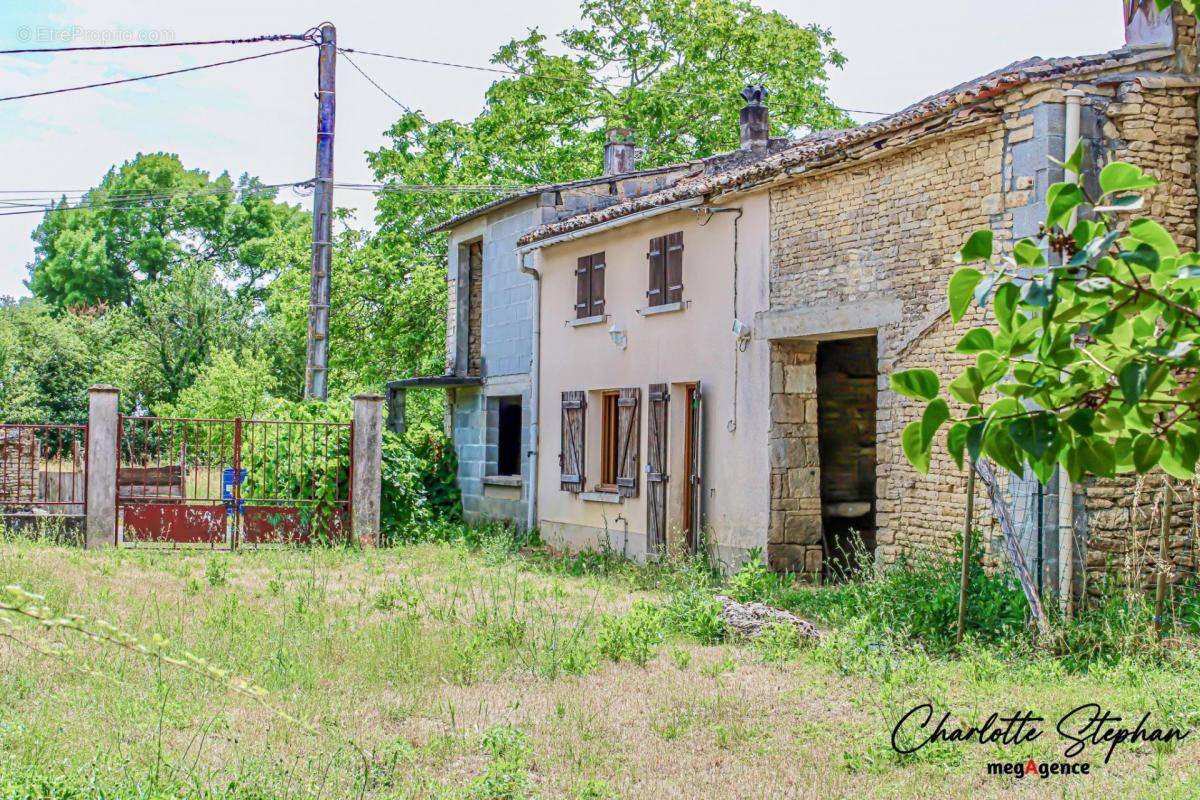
[1119,362,1152,405]
[902,420,931,474]
[955,328,995,354]
[1099,162,1159,196]
[1061,141,1084,177]
[948,268,984,323]
[985,427,1025,475]
[947,422,969,470]
[1012,238,1046,268]
[959,230,994,263]
[1127,218,1179,257]
[948,368,984,405]
[921,399,950,451]
[1079,440,1117,479]
[1133,434,1164,474]
[1066,408,1095,436]
[993,283,1019,332]
[890,369,940,401]
[1007,413,1059,460]
[1046,182,1083,230]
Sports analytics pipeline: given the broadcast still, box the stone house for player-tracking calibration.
[387,135,694,527]
[397,2,1200,601]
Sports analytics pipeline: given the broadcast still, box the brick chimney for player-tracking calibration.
[603,128,636,175]
[739,85,770,150]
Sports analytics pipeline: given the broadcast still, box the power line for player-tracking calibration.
[0,32,314,55]
[338,50,411,112]
[0,44,312,103]
[340,46,892,117]
[0,182,304,217]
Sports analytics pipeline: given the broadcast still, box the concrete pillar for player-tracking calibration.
[85,384,119,549]
[351,394,384,547]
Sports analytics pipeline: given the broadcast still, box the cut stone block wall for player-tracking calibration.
[767,340,822,577]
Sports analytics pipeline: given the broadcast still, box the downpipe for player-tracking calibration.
[1060,89,1084,616]
[520,251,542,534]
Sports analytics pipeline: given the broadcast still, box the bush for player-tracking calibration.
[379,430,463,544]
[774,532,1027,655]
[598,601,666,665]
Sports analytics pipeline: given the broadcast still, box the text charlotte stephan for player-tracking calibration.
[892,703,1190,764]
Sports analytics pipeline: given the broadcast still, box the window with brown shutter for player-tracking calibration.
[597,388,640,497]
[647,233,683,307]
[574,252,606,319]
[560,391,586,492]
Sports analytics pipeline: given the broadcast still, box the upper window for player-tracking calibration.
[647,232,684,307]
[575,252,606,319]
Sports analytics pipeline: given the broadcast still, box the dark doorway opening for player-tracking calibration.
[496,397,522,477]
[816,337,877,578]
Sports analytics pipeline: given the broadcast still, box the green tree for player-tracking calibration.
[360,0,852,389]
[893,150,1200,484]
[28,153,307,309]
[0,298,103,423]
[100,262,249,411]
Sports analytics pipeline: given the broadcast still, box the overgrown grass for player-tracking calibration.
[3,525,1200,798]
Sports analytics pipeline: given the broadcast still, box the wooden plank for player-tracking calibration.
[616,387,640,498]
[665,231,684,304]
[646,383,669,554]
[560,391,586,493]
[647,236,665,305]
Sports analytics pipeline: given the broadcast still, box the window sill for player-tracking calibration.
[483,475,522,487]
[637,301,685,317]
[580,491,622,504]
[567,314,608,328]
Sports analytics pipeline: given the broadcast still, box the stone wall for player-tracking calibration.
[770,124,1007,564]
[1080,77,1200,597]
[467,241,483,376]
[767,340,822,577]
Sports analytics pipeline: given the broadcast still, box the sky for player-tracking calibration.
[0,0,1125,299]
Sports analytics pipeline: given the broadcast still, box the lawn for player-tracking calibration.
[3,534,1200,799]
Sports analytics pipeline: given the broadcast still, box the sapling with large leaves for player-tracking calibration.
[893,146,1200,485]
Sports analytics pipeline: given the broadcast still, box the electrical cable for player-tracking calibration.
[0,32,315,55]
[0,44,312,103]
[340,46,891,117]
[338,49,411,112]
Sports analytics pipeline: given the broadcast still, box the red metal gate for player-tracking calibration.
[117,416,351,547]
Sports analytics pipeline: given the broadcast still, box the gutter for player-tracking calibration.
[1060,89,1083,617]
[519,250,542,533]
[517,198,705,255]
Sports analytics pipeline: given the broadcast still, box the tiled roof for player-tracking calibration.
[516,45,1172,247]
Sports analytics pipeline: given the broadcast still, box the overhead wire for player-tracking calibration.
[0,44,313,103]
[0,32,315,55]
[340,46,892,118]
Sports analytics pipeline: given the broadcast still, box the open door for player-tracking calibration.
[682,382,703,553]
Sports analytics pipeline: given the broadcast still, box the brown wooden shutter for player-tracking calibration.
[665,231,684,304]
[646,383,669,554]
[615,387,640,498]
[590,252,605,316]
[560,390,586,492]
[647,235,666,306]
[688,381,704,550]
[575,255,591,319]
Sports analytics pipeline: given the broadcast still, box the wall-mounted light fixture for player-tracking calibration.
[608,321,628,350]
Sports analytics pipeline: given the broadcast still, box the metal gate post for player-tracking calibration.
[232,417,242,549]
[351,394,384,546]
[86,385,119,549]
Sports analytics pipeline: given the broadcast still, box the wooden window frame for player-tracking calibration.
[598,391,620,491]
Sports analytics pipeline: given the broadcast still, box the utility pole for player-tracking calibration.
[305,22,336,401]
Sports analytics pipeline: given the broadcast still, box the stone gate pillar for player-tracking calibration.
[85,384,119,549]
[351,393,384,547]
